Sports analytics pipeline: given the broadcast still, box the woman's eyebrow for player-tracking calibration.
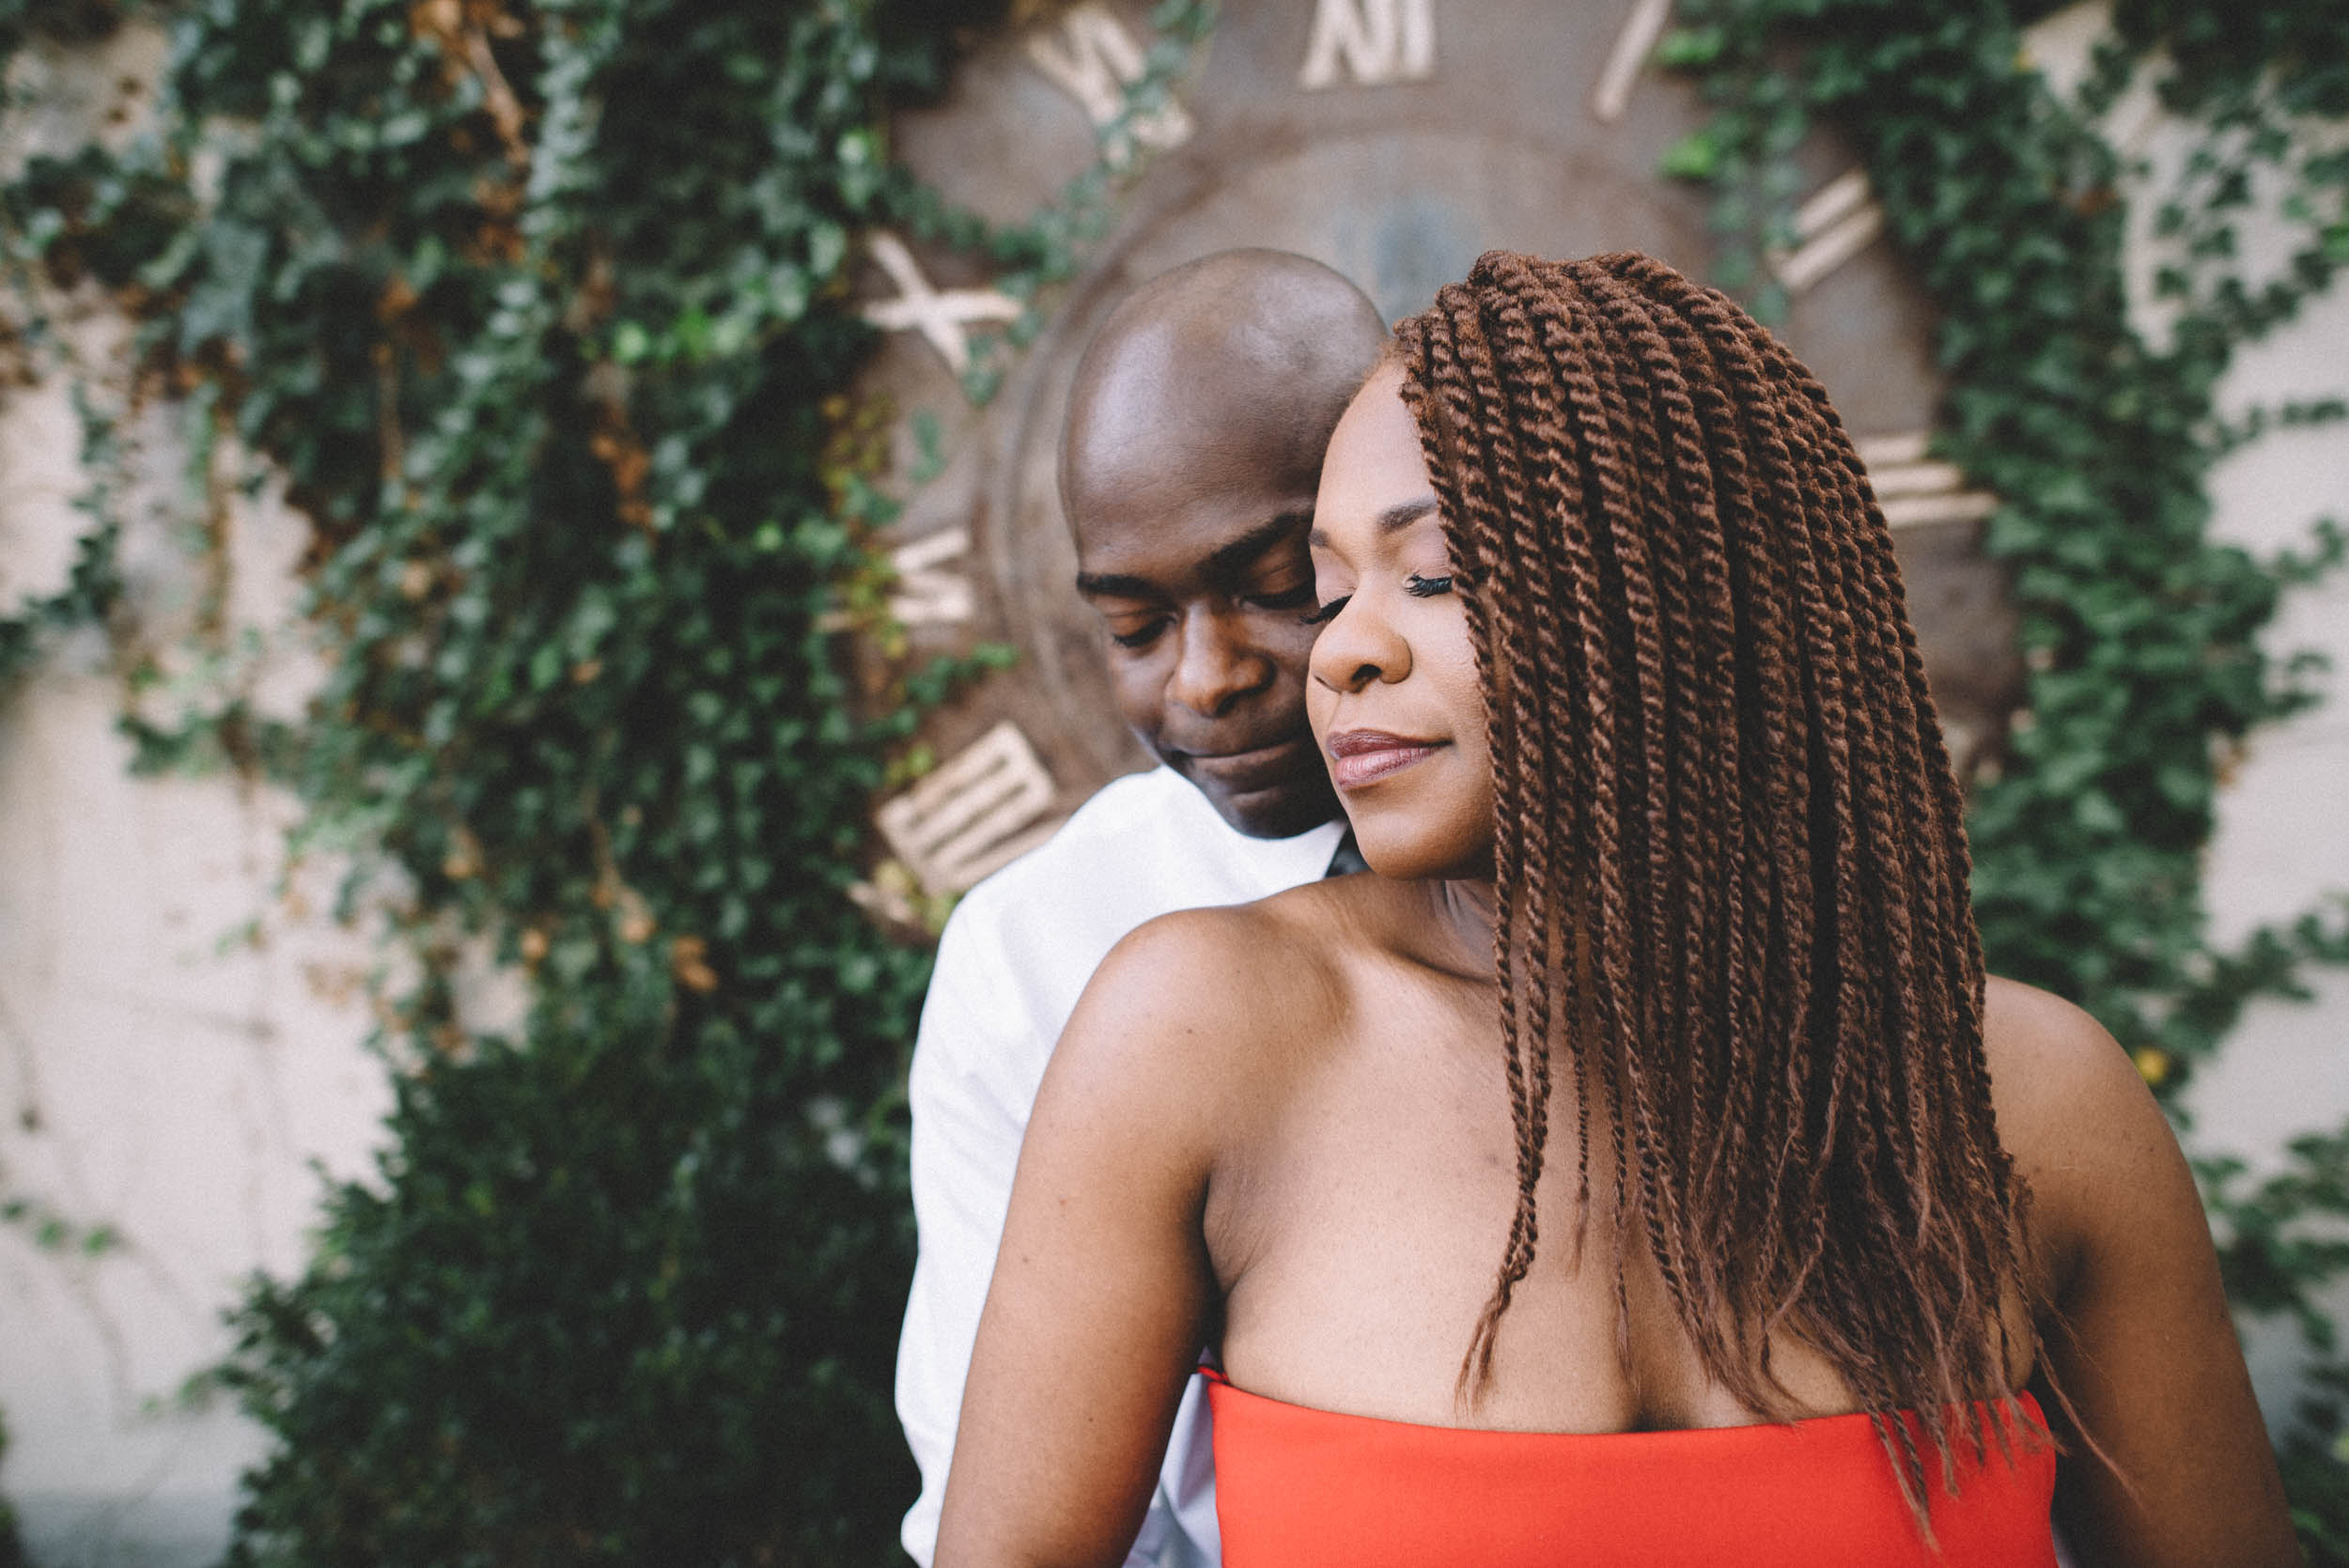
[1378,497,1439,535]
[1310,496,1438,551]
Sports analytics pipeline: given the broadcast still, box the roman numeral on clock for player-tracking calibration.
[859,231,1022,377]
[1770,168,1886,295]
[1855,432,1999,529]
[816,526,972,633]
[1591,0,1672,122]
[1298,0,1437,89]
[876,722,1061,895]
[884,526,975,627]
[1025,3,1194,161]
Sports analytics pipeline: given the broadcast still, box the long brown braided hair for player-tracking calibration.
[1392,251,2040,1510]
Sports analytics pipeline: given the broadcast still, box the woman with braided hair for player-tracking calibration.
[933,253,2293,1568]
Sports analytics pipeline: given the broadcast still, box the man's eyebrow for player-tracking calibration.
[1309,497,1439,550]
[1074,570,1159,600]
[1075,509,1314,598]
[1203,509,1314,583]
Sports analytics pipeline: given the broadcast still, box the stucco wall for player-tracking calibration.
[0,290,391,1562]
[2025,0,2349,1425]
[2182,268,2349,1425]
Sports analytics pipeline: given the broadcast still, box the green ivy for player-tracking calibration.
[0,1403,23,1568]
[0,509,117,693]
[5,0,1025,1560]
[0,373,123,695]
[1671,2,2349,1556]
[2208,1126,2349,1559]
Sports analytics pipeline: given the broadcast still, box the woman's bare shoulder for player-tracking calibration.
[1980,976,2187,1282]
[1981,977,2155,1139]
[1074,884,1354,1048]
[1042,884,1360,1130]
[1978,990,2295,1563]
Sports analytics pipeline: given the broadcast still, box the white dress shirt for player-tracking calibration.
[896,766,1344,1567]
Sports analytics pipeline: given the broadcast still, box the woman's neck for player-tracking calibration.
[1423,876,1499,980]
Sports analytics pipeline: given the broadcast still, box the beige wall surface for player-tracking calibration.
[0,4,2342,1564]
[0,298,393,1563]
[2182,262,2349,1428]
[2023,0,2349,1428]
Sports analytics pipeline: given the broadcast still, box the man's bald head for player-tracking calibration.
[1061,249,1389,526]
[1062,250,1387,839]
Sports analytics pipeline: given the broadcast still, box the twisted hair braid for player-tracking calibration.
[1390,252,2040,1517]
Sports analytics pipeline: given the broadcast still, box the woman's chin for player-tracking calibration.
[1349,819,1496,883]
[1337,763,1496,883]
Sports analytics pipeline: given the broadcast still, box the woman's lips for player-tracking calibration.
[1325,729,1445,789]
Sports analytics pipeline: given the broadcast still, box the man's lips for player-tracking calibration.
[1325,729,1446,789]
[1173,734,1317,791]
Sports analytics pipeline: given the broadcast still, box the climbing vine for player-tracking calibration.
[0,0,1221,1560]
[4,0,1025,1561]
[0,1404,23,1568]
[1667,1,2349,1554]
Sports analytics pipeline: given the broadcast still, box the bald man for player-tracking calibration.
[896,252,1388,1568]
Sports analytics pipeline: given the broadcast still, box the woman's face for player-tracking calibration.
[1306,365,1495,881]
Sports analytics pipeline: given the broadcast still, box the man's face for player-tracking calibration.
[1070,426,1340,839]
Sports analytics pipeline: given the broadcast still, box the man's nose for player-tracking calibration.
[1166,603,1273,720]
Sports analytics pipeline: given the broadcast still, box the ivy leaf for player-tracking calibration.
[1659,128,1721,181]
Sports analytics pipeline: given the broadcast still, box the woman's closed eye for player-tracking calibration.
[1301,572,1451,626]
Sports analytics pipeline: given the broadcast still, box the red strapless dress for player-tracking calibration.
[1204,1370,2056,1567]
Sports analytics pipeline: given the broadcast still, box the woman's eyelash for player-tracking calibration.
[1301,575,1453,625]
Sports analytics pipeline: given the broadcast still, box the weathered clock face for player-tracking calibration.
[856,0,2019,899]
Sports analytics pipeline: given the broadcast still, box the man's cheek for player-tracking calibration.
[1305,683,1339,746]
[1105,659,1168,741]
[1252,612,1324,674]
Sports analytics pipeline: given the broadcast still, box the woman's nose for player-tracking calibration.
[1309,595,1410,693]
